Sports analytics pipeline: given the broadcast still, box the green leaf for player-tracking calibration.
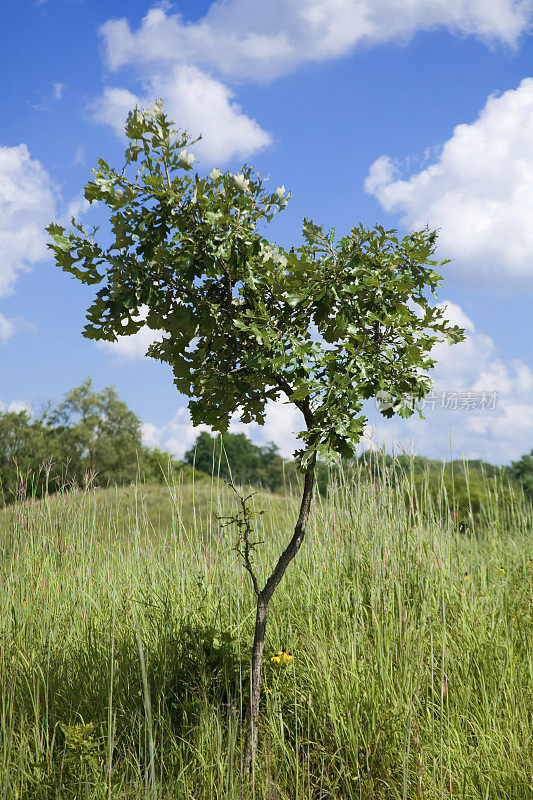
[285,291,302,309]
[51,233,71,252]
[45,100,463,473]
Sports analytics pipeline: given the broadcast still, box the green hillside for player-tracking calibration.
[1,465,531,798]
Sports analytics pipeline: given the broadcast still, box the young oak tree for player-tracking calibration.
[47,103,464,771]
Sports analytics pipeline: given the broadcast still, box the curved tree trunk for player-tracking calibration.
[244,596,268,772]
[244,455,316,773]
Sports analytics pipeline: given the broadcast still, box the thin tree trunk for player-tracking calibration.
[244,596,268,772]
[244,454,316,774]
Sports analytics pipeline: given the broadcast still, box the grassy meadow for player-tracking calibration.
[0,462,532,799]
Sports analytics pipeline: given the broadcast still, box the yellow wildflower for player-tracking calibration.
[271,650,293,665]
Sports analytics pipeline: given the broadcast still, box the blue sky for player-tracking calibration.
[1,0,532,464]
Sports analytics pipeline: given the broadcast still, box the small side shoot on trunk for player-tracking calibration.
[46,102,465,776]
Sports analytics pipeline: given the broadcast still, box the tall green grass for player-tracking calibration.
[0,461,531,799]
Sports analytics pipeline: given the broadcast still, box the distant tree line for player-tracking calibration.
[184,431,296,491]
[509,449,533,500]
[352,451,527,529]
[2,380,532,515]
[355,449,533,504]
[0,379,177,504]
[184,432,533,524]
[183,431,341,495]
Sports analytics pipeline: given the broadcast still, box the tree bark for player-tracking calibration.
[244,595,268,772]
[244,454,316,774]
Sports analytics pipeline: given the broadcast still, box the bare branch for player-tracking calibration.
[226,482,261,597]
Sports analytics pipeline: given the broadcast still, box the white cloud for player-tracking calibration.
[366,79,533,289]
[141,421,164,450]
[0,144,57,342]
[95,305,164,362]
[53,82,65,101]
[0,313,15,344]
[96,326,162,362]
[142,400,304,460]
[228,401,304,457]
[0,143,91,345]
[365,300,533,463]
[92,87,141,139]
[141,409,213,460]
[73,145,86,165]
[0,145,56,298]
[63,194,90,223]
[0,398,32,414]
[95,1,532,163]
[101,2,533,82]
[153,65,272,162]
[31,81,67,112]
[93,67,272,162]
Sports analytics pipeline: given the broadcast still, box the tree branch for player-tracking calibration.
[274,376,315,429]
[227,483,261,597]
[161,151,172,188]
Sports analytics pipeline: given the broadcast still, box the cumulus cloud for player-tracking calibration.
[73,145,86,166]
[142,409,214,460]
[101,1,533,82]
[95,1,532,162]
[96,320,162,363]
[0,313,15,344]
[92,67,272,163]
[0,144,57,342]
[63,194,90,223]
[92,87,141,139]
[0,145,56,297]
[228,401,304,458]
[366,79,533,288]
[0,314,15,345]
[365,301,533,463]
[142,400,304,460]
[0,398,32,414]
